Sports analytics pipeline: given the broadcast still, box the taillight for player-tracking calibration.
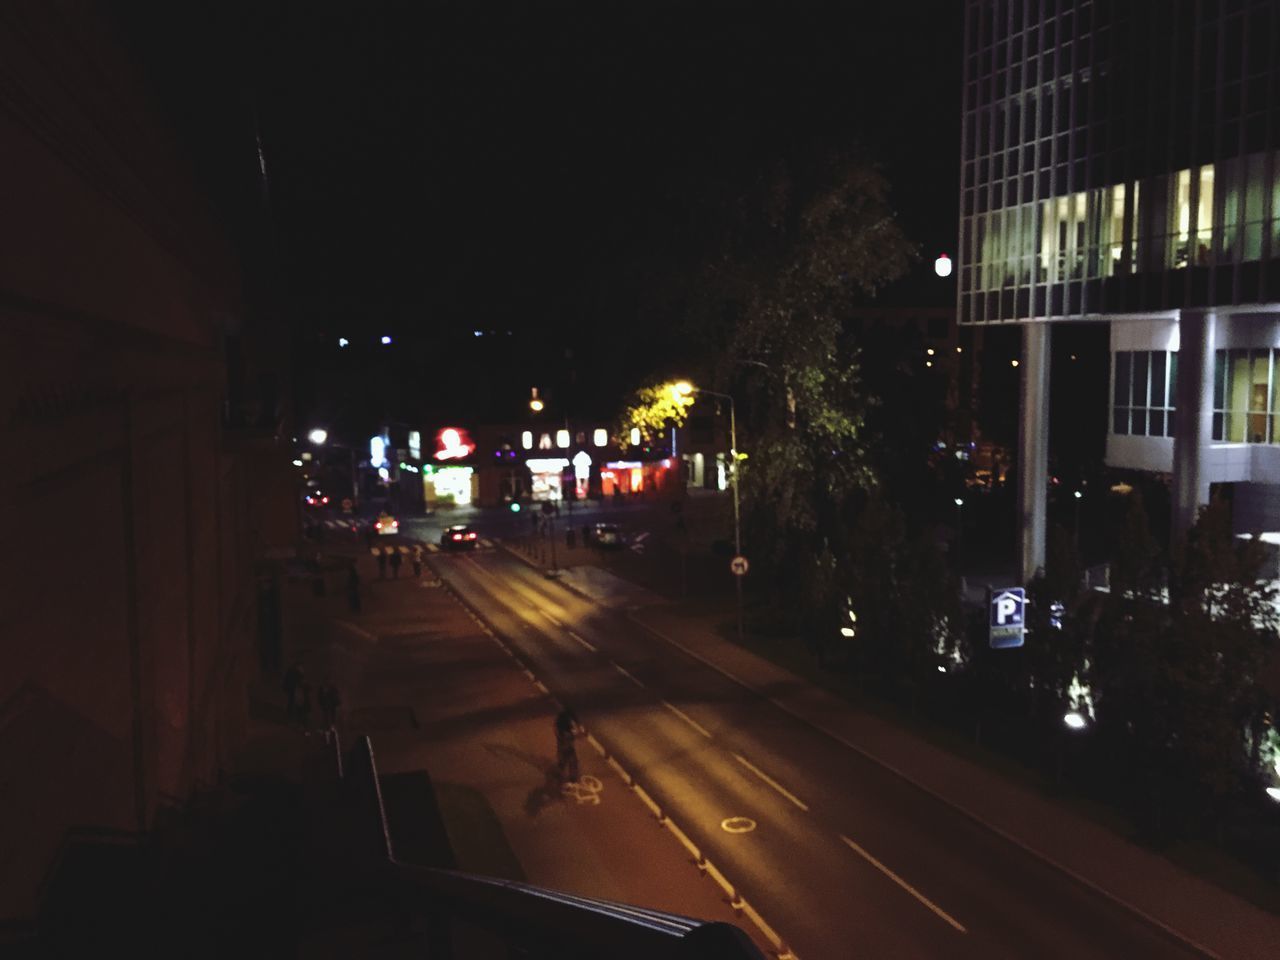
[322,496,329,504]
[466,532,477,540]
[452,533,462,540]
[376,522,382,529]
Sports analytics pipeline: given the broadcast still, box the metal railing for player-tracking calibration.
[343,735,765,959]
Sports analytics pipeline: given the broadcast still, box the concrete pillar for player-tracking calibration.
[1172,309,1215,536]
[1018,323,1051,583]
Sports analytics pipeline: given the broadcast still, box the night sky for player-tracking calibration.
[119,1,964,426]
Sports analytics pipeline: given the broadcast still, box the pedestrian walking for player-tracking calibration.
[554,708,580,783]
[389,548,403,579]
[376,547,387,579]
[318,683,341,728]
[410,547,422,578]
[297,681,313,733]
[282,662,304,720]
[347,565,362,612]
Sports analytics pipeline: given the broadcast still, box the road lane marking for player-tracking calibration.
[539,609,563,627]
[839,835,967,933]
[611,662,644,687]
[732,753,809,811]
[567,629,597,652]
[661,700,712,739]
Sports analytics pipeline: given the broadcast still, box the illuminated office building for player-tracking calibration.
[961,0,1280,578]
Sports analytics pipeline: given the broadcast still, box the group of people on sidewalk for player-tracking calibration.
[374,544,423,580]
[281,662,341,736]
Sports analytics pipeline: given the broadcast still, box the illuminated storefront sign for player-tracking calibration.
[435,427,475,460]
[526,457,570,501]
[370,434,388,468]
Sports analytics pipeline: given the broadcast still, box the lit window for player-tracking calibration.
[556,429,570,448]
[538,433,552,450]
[593,428,607,447]
[629,427,641,446]
[1113,351,1177,438]
[521,431,533,450]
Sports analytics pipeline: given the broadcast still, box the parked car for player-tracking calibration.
[590,522,622,548]
[440,524,479,549]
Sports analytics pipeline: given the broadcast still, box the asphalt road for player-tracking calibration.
[425,547,1200,960]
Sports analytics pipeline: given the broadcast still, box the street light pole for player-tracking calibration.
[729,396,743,643]
[676,383,743,644]
[954,497,964,571]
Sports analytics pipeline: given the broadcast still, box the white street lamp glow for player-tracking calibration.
[1074,490,1083,499]
[934,253,953,277]
[307,428,328,445]
[1063,711,1088,730]
[954,497,964,507]
[338,337,349,348]
[381,335,393,345]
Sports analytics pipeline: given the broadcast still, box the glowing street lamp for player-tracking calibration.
[529,387,544,412]
[934,253,953,278]
[307,428,328,446]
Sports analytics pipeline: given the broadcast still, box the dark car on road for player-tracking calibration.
[440,524,479,549]
[589,522,622,549]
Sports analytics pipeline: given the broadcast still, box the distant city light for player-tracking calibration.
[954,497,964,507]
[474,330,483,337]
[629,427,641,446]
[956,346,963,353]
[925,361,933,368]
[378,466,390,480]
[338,337,349,348]
[510,502,521,512]
[1063,711,1088,730]
[307,428,328,445]
[370,435,387,468]
[1011,359,1020,368]
[927,348,935,356]
[380,335,392,345]
[593,428,608,447]
[521,431,533,449]
[530,398,544,412]
[555,429,570,449]
[840,627,856,637]
[1074,490,1083,499]
[291,459,303,467]
[934,253,953,278]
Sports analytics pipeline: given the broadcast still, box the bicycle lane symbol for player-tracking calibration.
[561,774,604,805]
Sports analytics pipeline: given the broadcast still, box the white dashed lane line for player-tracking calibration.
[567,629,597,652]
[661,700,712,739]
[612,662,644,687]
[840,834,967,933]
[732,753,809,812]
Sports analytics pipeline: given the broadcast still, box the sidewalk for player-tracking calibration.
[629,602,1280,960]
[279,548,769,954]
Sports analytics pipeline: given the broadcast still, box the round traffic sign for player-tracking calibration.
[730,555,749,576]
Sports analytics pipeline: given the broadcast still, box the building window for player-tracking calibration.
[1113,350,1176,438]
[521,430,533,450]
[1213,349,1278,443]
[592,428,607,447]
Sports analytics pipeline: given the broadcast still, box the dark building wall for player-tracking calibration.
[0,2,275,922]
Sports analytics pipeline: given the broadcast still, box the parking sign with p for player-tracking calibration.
[989,587,1026,649]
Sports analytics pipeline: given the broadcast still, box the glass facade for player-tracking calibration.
[1112,350,1177,438]
[961,0,1280,324]
[1211,347,1280,443]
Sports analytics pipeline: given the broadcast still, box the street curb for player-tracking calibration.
[622,611,1224,960]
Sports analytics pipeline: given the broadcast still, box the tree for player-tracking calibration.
[1023,523,1089,723]
[1167,500,1278,818]
[682,149,915,590]
[616,381,695,445]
